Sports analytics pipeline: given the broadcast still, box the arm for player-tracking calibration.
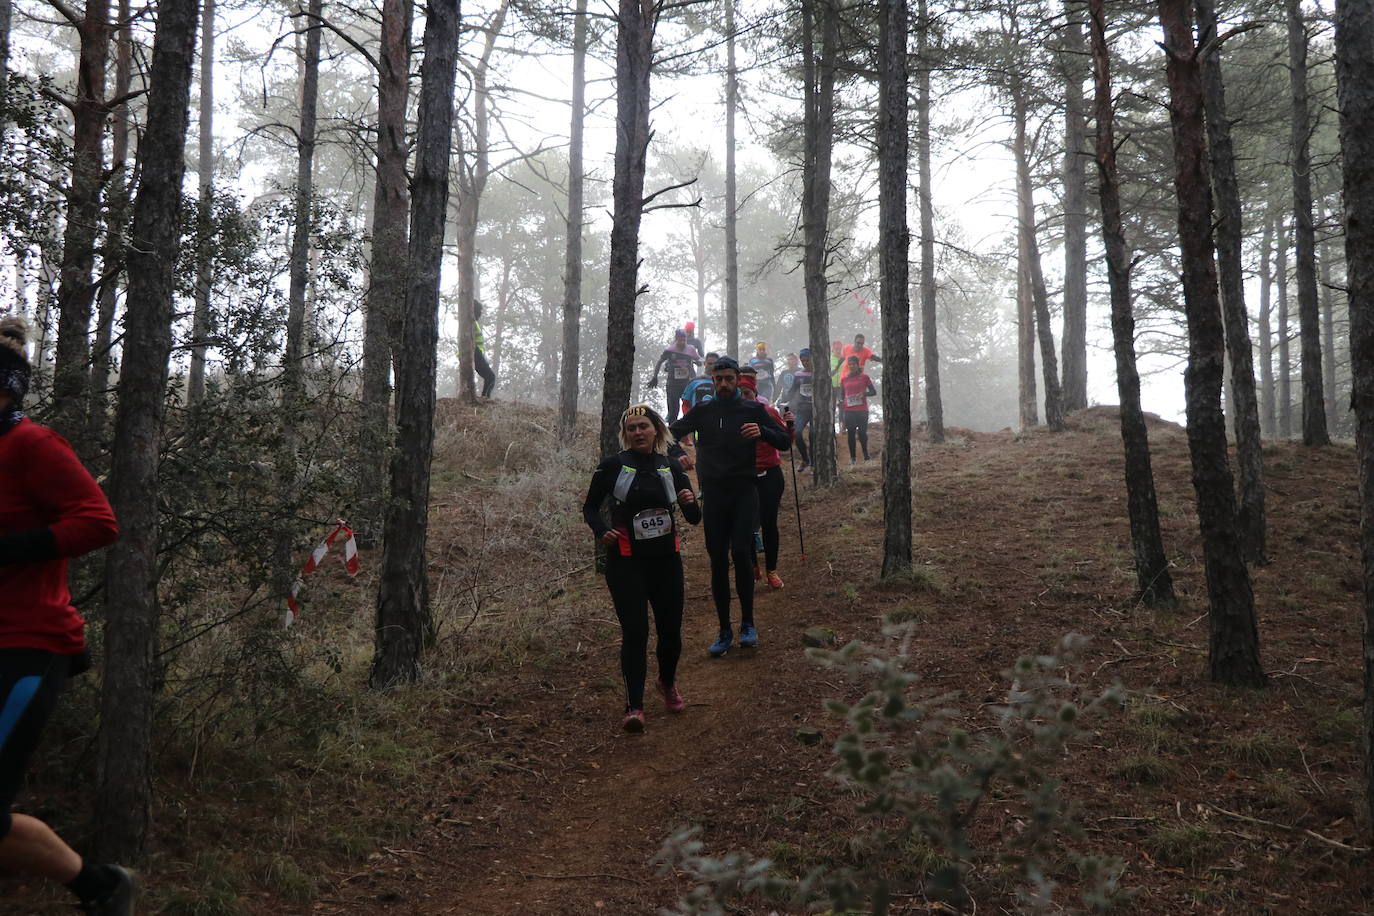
[756,404,791,451]
[668,406,701,443]
[649,350,669,383]
[28,430,119,559]
[581,460,615,538]
[671,463,702,525]
[866,380,877,397]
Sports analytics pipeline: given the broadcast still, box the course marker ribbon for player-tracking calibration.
[286,519,360,626]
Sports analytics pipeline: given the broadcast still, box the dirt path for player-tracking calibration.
[280,415,1372,914]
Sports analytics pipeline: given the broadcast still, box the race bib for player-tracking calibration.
[632,508,673,540]
[846,393,864,407]
[800,383,813,399]
[673,366,691,380]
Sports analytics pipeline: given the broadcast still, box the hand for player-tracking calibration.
[741,422,762,440]
[648,378,658,389]
[677,451,696,471]
[783,409,795,427]
[601,530,619,547]
[678,488,696,505]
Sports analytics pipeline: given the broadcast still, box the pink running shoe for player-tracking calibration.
[622,709,645,733]
[656,678,686,713]
[767,570,784,589]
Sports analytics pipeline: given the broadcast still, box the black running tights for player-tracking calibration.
[793,404,813,464]
[844,411,870,460]
[756,466,785,571]
[702,479,759,631]
[604,554,684,710]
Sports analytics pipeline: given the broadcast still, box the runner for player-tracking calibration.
[0,317,135,914]
[649,329,702,423]
[839,354,877,465]
[669,357,790,656]
[684,321,704,355]
[776,352,800,407]
[778,348,815,472]
[679,352,719,418]
[842,333,882,370]
[747,341,777,401]
[739,374,794,589]
[473,300,496,398]
[582,405,701,733]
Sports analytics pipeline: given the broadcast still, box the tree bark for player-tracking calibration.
[1196,0,1266,564]
[52,0,114,451]
[1333,0,1374,839]
[1288,0,1330,446]
[187,0,215,406]
[284,0,321,397]
[878,0,911,577]
[557,0,589,440]
[93,0,199,859]
[358,0,412,544]
[1012,80,1065,432]
[1060,0,1089,413]
[1278,214,1292,437]
[87,0,131,447]
[724,0,739,359]
[1318,196,1339,432]
[454,1,508,404]
[370,0,459,688]
[1258,211,1276,435]
[801,0,838,485]
[1156,0,1264,688]
[916,0,942,443]
[598,0,656,457]
[1090,0,1175,609]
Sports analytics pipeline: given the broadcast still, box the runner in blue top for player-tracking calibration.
[776,352,800,407]
[747,341,777,401]
[679,352,719,417]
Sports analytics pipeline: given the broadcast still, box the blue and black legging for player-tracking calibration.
[0,649,72,839]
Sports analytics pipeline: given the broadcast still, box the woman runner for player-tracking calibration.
[839,354,877,464]
[582,405,701,732]
[0,317,134,914]
[739,374,793,589]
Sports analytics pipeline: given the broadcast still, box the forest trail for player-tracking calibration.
[279,409,1370,915]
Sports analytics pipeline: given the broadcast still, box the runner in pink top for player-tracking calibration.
[838,355,876,464]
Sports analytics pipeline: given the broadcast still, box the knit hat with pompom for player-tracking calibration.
[0,316,33,406]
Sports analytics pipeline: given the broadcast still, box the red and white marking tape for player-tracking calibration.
[286,519,360,626]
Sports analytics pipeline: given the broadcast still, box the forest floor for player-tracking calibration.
[7,402,1373,914]
[270,405,1370,914]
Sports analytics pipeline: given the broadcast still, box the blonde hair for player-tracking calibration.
[619,404,674,453]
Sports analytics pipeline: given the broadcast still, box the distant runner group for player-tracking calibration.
[583,327,883,732]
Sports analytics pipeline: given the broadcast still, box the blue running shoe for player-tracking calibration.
[739,624,759,648]
[709,629,733,657]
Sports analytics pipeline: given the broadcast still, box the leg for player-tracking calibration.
[759,466,785,571]
[702,490,734,630]
[604,560,651,710]
[795,406,812,464]
[666,384,686,424]
[859,414,871,459]
[847,419,858,461]
[474,350,496,397]
[646,555,685,686]
[728,483,760,627]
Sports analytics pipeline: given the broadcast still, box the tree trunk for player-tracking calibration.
[801,0,838,485]
[0,0,11,125]
[370,0,459,688]
[878,0,911,577]
[1333,0,1374,839]
[358,0,412,545]
[52,0,114,451]
[1156,0,1264,688]
[1012,81,1065,432]
[1089,0,1175,609]
[87,0,131,448]
[1319,197,1339,432]
[1017,232,1037,429]
[598,0,656,457]
[1288,0,1330,446]
[724,0,739,359]
[455,1,508,405]
[187,0,215,406]
[557,0,588,440]
[93,0,199,859]
[284,0,321,396]
[916,0,942,444]
[1060,0,1089,413]
[1259,211,1276,435]
[1278,215,1292,437]
[1196,0,1267,564]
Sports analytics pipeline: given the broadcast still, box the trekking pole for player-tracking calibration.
[788,435,806,561]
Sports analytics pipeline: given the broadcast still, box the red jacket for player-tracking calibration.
[755,403,792,472]
[0,419,119,653]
